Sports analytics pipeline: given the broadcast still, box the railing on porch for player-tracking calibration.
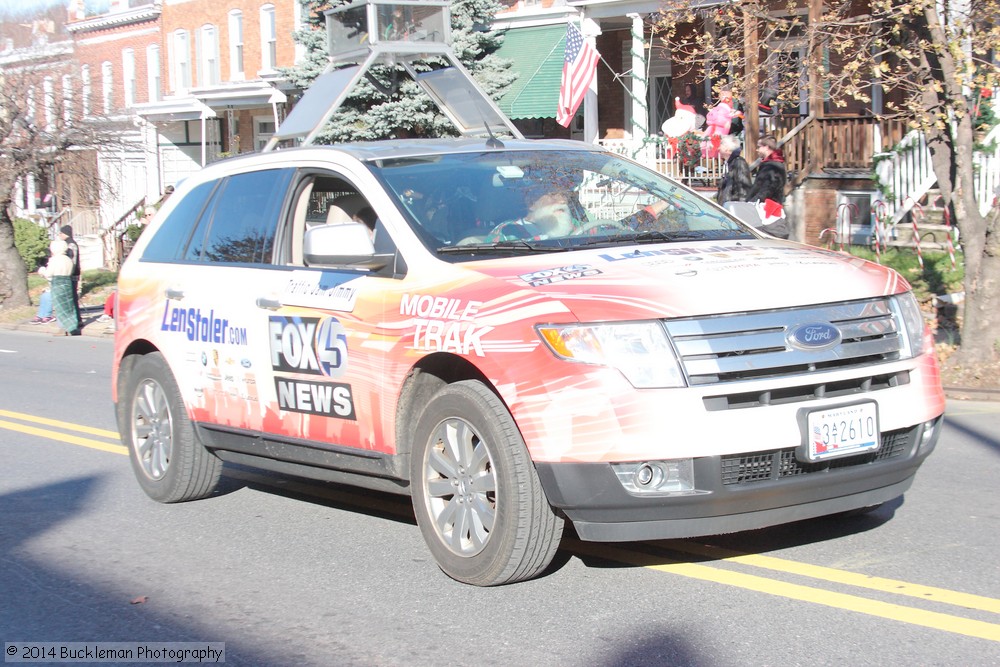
[974,124,1000,216]
[597,136,725,189]
[103,197,146,270]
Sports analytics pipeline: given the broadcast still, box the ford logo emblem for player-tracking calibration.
[787,322,841,351]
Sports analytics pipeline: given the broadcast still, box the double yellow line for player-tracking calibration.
[0,409,126,456]
[3,408,999,642]
[568,540,1000,642]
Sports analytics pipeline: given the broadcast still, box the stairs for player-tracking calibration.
[884,191,958,252]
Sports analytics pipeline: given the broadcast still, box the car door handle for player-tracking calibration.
[256,296,282,310]
[165,287,185,300]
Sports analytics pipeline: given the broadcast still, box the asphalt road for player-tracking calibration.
[1,329,998,666]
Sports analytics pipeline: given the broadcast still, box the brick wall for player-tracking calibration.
[160,0,299,94]
[73,19,160,113]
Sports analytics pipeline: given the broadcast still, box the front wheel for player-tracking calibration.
[410,381,564,586]
[122,352,222,503]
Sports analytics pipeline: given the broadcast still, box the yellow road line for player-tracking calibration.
[0,419,127,456]
[570,541,1000,642]
[662,541,1000,614]
[0,409,120,439]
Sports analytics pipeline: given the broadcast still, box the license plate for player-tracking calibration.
[806,403,880,461]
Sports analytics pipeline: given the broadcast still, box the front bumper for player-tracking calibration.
[535,416,942,542]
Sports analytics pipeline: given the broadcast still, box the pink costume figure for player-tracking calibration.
[704,90,735,157]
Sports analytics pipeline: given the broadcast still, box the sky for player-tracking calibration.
[0,0,109,20]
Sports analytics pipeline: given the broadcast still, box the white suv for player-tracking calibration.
[113,139,945,585]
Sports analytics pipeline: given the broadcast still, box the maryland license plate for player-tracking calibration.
[807,403,880,461]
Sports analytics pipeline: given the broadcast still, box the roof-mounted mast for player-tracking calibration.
[264,0,523,152]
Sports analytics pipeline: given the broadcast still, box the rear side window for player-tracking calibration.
[141,181,216,262]
[185,168,293,264]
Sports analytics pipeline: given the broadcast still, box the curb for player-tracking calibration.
[0,316,115,339]
[942,386,1000,402]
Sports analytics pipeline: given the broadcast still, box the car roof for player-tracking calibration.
[215,137,603,169]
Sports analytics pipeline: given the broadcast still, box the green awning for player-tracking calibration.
[494,25,566,120]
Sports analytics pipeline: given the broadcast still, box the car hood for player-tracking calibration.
[464,239,910,322]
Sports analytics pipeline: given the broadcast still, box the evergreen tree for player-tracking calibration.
[283,0,515,141]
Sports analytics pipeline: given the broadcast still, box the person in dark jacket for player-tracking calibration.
[747,135,787,204]
[715,135,752,206]
[59,224,82,314]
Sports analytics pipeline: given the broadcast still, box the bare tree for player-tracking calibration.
[0,58,128,307]
[655,0,1000,367]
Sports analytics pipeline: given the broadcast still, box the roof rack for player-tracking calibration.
[264,0,523,152]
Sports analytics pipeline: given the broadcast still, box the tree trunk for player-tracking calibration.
[953,206,1000,365]
[0,207,31,309]
[915,5,999,367]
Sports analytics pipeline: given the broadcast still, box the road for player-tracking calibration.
[1,329,998,666]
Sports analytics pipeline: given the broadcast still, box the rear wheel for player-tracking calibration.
[410,380,564,586]
[123,352,222,503]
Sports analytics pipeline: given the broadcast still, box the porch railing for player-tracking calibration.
[597,136,725,189]
[974,123,1000,216]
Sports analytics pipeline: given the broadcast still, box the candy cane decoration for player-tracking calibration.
[872,201,889,264]
[819,227,838,251]
[836,202,858,252]
[942,205,956,270]
[904,197,924,269]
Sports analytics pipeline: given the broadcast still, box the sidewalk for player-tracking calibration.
[1,305,115,338]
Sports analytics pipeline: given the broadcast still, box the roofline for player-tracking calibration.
[66,4,161,33]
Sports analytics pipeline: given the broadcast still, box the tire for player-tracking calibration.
[123,352,222,503]
[410,380,564,586]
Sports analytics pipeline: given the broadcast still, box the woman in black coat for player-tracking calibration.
[716,135,752,206]
[747,135,787,204]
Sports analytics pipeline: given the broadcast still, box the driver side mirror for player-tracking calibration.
[304,223,391,270]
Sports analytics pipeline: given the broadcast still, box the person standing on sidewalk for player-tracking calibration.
[39,238,81,336]
[59,225,82,304]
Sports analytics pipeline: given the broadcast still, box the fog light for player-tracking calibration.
[918,416,942,452]
[611,459,698,496]
[635,463,657,487]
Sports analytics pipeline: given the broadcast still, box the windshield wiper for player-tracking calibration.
[436,240,568,254]
[577,230,708,246]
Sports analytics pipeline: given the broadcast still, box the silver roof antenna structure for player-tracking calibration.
[264,0,523,151]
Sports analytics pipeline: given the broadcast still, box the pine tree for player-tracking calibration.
[282,0,515,141]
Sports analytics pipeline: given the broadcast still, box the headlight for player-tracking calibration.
[891,291,926,358]
[536,321,685,388]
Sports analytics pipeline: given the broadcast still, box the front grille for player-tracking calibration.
[666,297,903,387]
[720,427,913,486]
[703,371,911,411]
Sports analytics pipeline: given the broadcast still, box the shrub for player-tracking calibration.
[13,218,50,272]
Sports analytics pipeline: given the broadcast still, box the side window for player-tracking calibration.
[186,169,293,264]
[141,181,216,262]
[288,173,376,265]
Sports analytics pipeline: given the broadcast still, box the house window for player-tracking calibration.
[228,10,244,80]
[123,48,136,107]
[197,24,220,86]
[81,65,90,116]
[43,76,54,130]
[62,74,73,122]
[171,29,192,92]
[147,44,161,102]
[260,4,276,72]
[836,191,874,246]
[254,115,275,151]
[102,61,113,114]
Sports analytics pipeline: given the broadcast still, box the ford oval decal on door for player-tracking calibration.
[787,323,842,351]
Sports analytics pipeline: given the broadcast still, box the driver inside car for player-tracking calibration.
[485,183,671,242]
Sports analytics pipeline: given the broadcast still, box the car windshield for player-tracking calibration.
[367,149,753,259]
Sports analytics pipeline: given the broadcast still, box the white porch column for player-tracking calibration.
[627,13,648,142]
[582,17,601,144]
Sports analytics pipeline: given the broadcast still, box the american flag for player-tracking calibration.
[556,23,600,128]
